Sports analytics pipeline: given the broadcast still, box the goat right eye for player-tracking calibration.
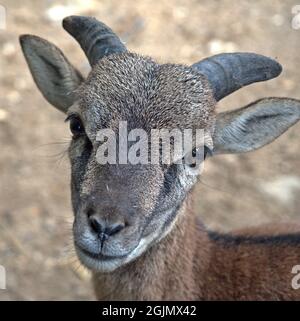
[69,117,85,138]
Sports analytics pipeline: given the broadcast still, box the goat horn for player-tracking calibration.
[192,53,282,101]
[62,15,126,66]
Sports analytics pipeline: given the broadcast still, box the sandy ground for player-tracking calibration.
[0,0,299,300]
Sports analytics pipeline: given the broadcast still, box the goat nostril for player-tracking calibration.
[106,223,125,236]
[89,216,103,234]
[88,215,126,237]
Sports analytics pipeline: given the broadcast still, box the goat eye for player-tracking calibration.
[188,148,199,168]
[185,146,210,168]
[69,117,85,138]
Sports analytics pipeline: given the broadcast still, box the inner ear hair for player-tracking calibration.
[213,97,300,155]
[20,34,83,113]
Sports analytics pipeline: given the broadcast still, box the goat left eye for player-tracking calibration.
[69,117,85,137]
[184,146,210,168]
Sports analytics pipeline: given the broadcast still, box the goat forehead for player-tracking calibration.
[78,52,216,132]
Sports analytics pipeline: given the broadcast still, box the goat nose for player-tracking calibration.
[88,215,125,237]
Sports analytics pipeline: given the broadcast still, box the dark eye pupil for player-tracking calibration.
[192,148,197,158]
[70,118,84,137]
[189,149,197,168]
[188,147,209,168]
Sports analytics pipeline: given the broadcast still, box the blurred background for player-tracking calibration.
[0,0,299,300]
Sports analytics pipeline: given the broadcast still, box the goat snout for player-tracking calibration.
[88,213,126,241]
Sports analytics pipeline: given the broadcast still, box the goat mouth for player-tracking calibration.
[74,242,142,272]
[75,244,129,261]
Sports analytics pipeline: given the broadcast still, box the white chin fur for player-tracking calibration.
[75,234,156,273]
[75,246,125,272]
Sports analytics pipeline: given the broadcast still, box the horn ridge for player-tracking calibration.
[63,15,126,66]
[192,53,282,101]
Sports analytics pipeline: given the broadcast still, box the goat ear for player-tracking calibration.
[213,98,300,154]
[20,35,83,113]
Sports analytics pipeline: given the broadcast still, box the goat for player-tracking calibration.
[20,16,300,300]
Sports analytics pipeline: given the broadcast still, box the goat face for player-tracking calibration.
[69,53,215,271]
[20,16,300,272]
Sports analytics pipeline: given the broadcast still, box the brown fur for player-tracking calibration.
[93,196,300,300]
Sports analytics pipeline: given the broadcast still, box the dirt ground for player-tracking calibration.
[0,0,299,300]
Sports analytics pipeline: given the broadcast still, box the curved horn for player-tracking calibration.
[192,53,282,101]
[62,15,126,66]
